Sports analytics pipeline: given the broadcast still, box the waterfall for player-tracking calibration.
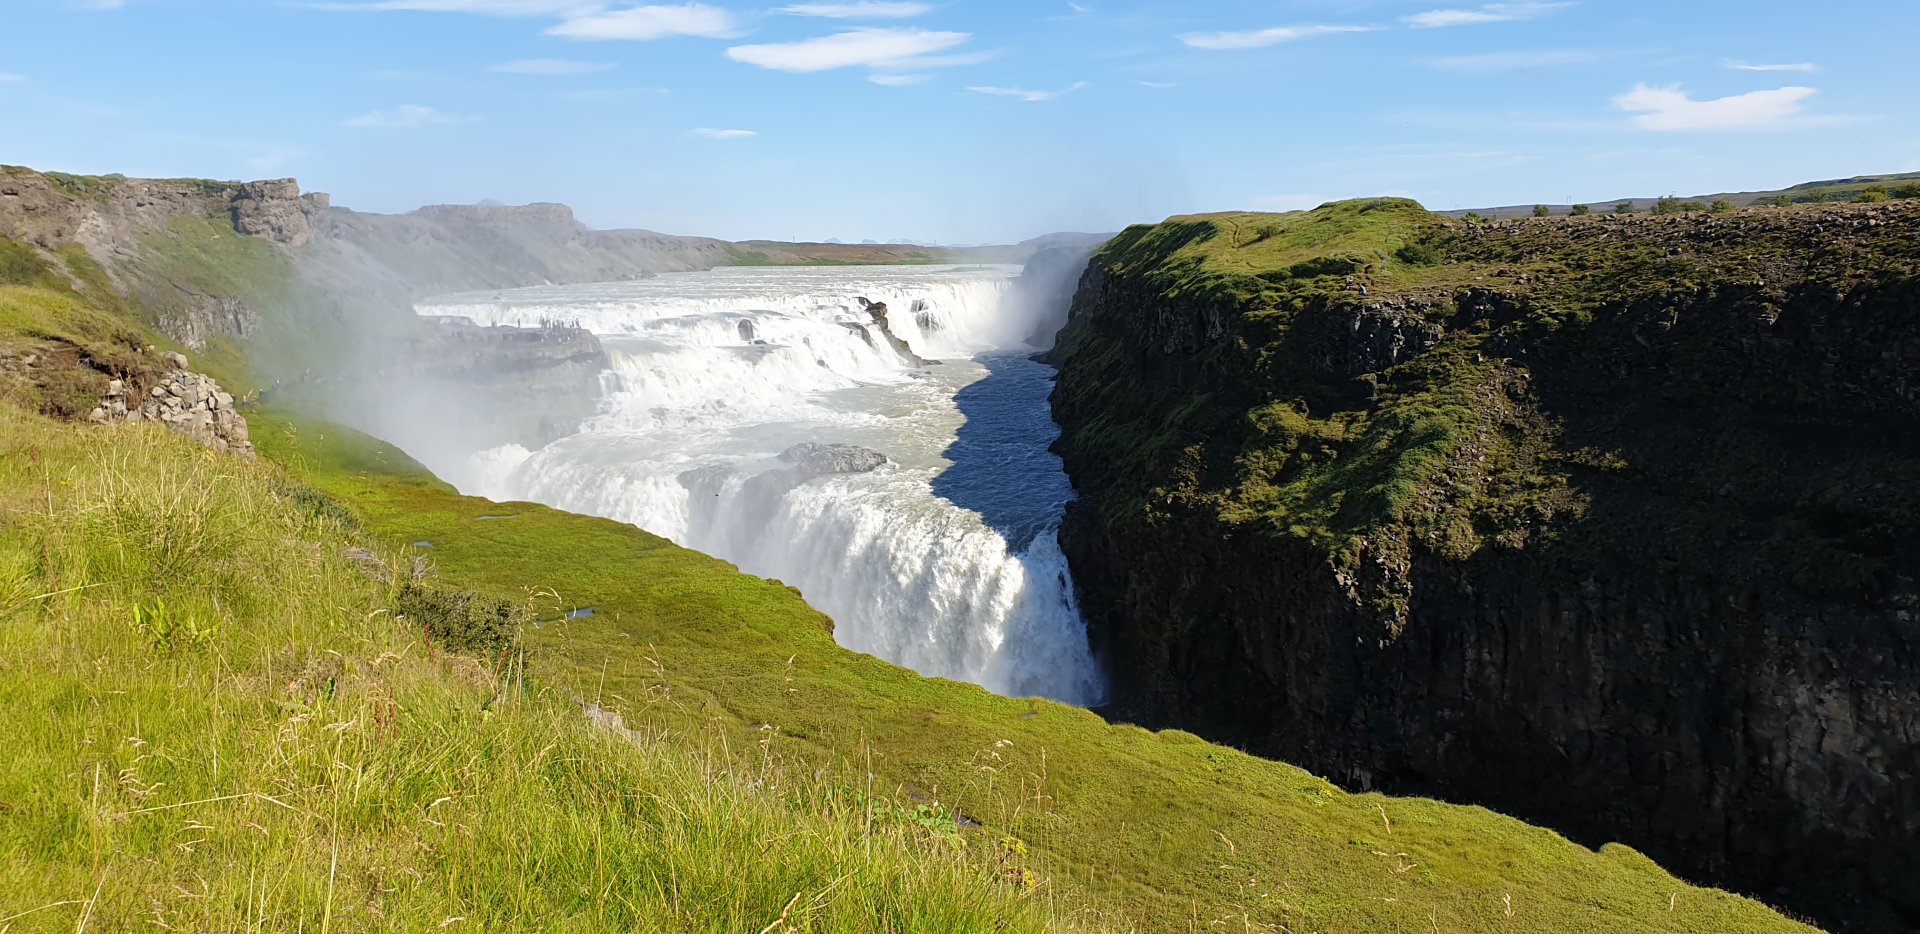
[417,264,1104,705]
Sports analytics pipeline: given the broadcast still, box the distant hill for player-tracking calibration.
[1448,170,1920,219]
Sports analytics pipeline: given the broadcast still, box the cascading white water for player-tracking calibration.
[416,265,1104,704]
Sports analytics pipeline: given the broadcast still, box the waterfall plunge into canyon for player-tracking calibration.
[417,265,1105,705]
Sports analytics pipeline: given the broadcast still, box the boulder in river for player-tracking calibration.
[779,442,889,477]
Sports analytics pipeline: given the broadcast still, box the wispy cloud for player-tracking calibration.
[689,127,756,139]
[312,0,597,13]
[0,73,26,84]
[1404,2,1570,28]
[68,0,126,9]
[1135,80,1177,89]
[780,1,931,17]
[1722,59,1818,73]
[728,27,970,72]
[967,81,1088,102]
[548,3,741,40]
[1426,48,1601,73]
[1180,24,1375,51]
[868,72,929,86]
[344,104,471,128]
[488,58,615,75]
[1614,83,1830,131]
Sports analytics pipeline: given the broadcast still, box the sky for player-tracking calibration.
[2,0,1917,243]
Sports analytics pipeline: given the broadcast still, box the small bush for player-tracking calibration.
[1892,183,1920,199]
[1395,241,1443,265]
[1570,204,1591,216]
[1855,186,1889,204]
[1532,204,1551,217]
[1462,211,1486,223]
[1614,201,1635,215]
[273,481,361,532]
[394,580,526,662]
[1762,195,1794,208]
[1709,200,1736,214]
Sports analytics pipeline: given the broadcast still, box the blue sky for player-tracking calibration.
[3,0,1916,242]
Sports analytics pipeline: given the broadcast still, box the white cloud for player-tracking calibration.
[1427,49,1600,72]
[689,127,757,139]
[868,72,929,85]
[0,73,26,84]
[1180,24,1375,51]
[1613,83,1819,131]
[727,27,970,72]
[548,3,741,40]
[1722,60,1818,73]
[1404,2,1570,28]
[344,104,471,127]
[780,1,932,17]
[967,81,1087,102]
[1135,80,1177,89]
[488,58,615,75]
[69,0,126,9]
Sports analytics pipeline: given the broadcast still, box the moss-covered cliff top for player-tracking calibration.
[1057,197,1920,604]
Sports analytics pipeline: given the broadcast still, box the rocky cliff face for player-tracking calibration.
[1050,199,1920,932]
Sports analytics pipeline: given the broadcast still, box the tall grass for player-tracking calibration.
[0,409,1063,932]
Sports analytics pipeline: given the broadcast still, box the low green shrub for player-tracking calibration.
[394,580,527,662]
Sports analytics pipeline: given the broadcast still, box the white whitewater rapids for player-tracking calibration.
[417,265,1104,704]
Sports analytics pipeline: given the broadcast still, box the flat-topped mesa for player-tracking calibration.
[409,202,581,228]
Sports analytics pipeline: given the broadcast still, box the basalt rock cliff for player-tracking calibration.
[1049,198,1920,932]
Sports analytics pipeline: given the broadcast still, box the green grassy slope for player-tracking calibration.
[251,408,1812,932]
[0,407,1064,933]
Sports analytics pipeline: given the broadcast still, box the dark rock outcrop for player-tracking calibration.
[1050,200,1920,932]
[856,297,928,366]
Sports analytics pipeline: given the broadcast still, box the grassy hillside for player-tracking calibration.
[0,406,1064,933]
[0,182,1817,931]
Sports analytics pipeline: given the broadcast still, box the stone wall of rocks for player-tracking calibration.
[90,352,254,457]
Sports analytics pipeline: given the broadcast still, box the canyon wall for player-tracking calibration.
[1050,199,1920,932]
